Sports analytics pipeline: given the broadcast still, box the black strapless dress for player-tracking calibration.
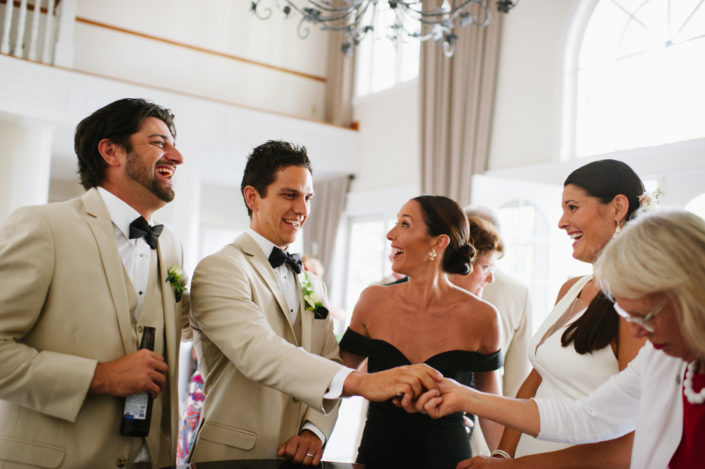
[339,328,502,469]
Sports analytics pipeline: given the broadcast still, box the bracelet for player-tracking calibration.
[491,449,512,459]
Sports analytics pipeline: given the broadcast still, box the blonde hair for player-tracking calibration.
[594,210,705,358]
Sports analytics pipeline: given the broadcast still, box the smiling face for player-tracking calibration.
[558,184,619,264]
[386,200,436,275]
[450,250,499,296]
[615,295,696,362]
[122,116,182,209]
[246,165,312,248]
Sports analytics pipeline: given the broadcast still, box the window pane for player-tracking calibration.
[576,0,705,156]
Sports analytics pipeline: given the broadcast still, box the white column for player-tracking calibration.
[28,0,42,60]
[0,117,55,224]
[11,0,28,57]
[153,147,202,277]
[41,0,55,63]
[52,0,75,66]
[1,0,14,54]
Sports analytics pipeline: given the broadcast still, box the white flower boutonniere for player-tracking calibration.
[166,266,186,302]
[298,271,329,319]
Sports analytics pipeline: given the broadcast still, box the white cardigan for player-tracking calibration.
[535,344,687,469]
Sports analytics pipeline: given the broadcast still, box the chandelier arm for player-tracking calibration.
[251,0,274,20]
[250,0,513,57]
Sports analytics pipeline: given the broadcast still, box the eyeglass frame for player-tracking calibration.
[613,298,667,333]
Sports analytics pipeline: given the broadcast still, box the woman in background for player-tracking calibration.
[340,195,503,469]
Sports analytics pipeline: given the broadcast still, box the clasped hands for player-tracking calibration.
[345,363,465,417]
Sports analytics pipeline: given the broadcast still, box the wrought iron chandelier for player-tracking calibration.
[251,1,519,58]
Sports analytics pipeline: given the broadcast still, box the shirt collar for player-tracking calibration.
[97,186,144,238]
[246,228,290,260]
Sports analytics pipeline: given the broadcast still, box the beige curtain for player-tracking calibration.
[419,4,503,206]
[324,6,356,126]
[303,174,352,286]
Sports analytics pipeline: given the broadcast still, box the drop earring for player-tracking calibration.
[613,220,623,238]
[428,248,437,262]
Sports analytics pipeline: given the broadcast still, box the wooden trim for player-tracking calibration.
[75,16,327,84]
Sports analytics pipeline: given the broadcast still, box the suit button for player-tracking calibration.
[292,397,300,403]
[116,458,126,468]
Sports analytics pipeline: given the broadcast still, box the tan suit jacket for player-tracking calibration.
[0,188,186,469]
[189,232,343,462]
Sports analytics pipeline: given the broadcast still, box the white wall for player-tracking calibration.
[73,0,329,120]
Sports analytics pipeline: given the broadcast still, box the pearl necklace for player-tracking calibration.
[684,361,705,405]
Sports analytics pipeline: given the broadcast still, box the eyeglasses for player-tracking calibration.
[613,299,667,333]
[479,264,496,275]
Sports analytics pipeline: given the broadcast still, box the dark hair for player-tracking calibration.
[413,195,476,275]
[74,98,176,189]
[564,159,644,221]
[561,159,645,355]
[240,140,313,217]
[468,216,504,258]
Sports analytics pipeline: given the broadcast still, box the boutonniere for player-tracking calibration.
[298,271,329,319]
[166,266,186,302]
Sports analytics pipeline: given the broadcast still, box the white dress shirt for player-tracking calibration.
[97,187,156,462]
[97,187,151,319]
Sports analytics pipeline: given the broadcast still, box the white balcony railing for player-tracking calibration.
[0,0,75,66]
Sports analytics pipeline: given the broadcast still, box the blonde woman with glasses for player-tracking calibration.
[414,210,705,469]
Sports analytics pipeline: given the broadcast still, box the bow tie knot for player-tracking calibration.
[268,247,303,274]
[129,216,163,249]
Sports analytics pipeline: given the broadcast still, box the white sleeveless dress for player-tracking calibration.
[515,275,620,457]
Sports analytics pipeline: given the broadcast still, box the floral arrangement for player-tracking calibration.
[298,271,329,319]
[634,188,663,218]
[166,266,187,302]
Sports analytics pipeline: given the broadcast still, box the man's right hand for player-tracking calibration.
[342,363,443,402]
[89,349,167,398]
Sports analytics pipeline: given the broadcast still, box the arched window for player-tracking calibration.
[575,0,705,157]
[497,200,553,332]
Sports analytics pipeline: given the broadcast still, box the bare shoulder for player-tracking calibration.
[354,284,395,313]
[555,276,584,305]
[451,288,501,350]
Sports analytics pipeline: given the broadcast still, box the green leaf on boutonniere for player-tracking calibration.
[166,266,186,302]
[298,271,329,319]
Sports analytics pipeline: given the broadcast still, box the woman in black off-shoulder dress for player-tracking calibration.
[340,196,503,469]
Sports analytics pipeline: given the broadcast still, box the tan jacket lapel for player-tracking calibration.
[81,188,134,355]
[237,233,297,341]
[296,273,312,350]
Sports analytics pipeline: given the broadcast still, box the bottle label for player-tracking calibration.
[123,392,149,420]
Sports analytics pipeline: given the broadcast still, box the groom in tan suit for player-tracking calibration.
[0,99,188,468]
[190,140,441,465]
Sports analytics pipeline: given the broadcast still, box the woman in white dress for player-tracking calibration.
[495,159,648,458]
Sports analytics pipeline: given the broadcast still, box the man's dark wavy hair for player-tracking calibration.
[240,140,313,217]
[74,98,176,189]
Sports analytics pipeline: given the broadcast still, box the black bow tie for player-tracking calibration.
[268,247,303,274]
[129,216,163,249]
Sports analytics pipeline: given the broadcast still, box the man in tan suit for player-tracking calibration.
[190,141,441,465]
[0,99,188,468]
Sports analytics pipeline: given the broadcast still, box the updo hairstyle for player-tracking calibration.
[564,159,645,222]
[413,195,476,275]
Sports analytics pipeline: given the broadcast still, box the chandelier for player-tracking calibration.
[251,1,519,58]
